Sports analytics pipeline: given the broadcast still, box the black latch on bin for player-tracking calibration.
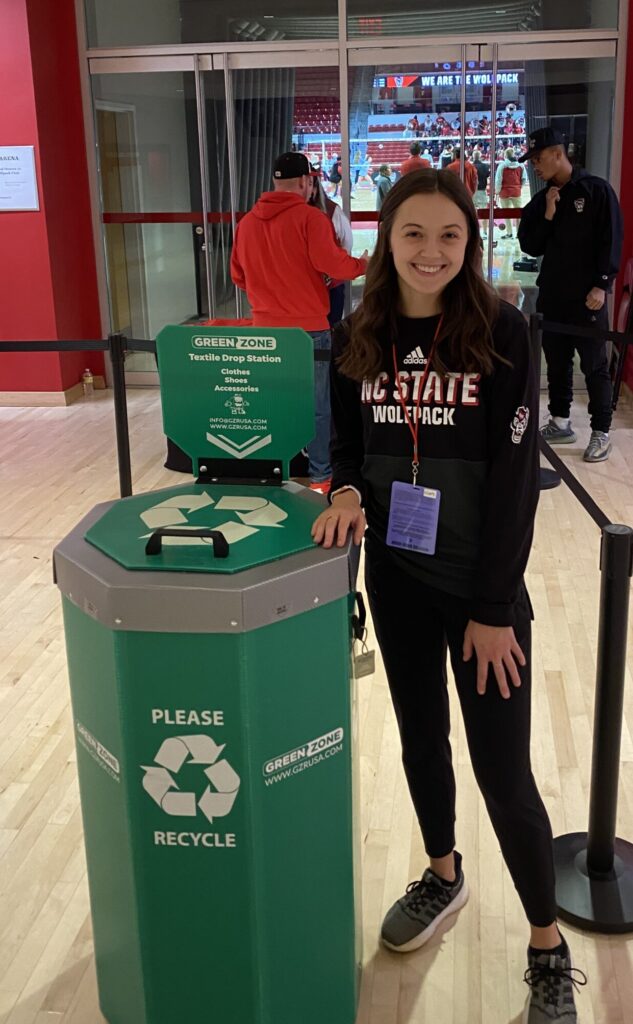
[196,458,284,487]
[145,528,230,558]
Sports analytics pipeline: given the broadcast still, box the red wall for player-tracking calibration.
[0,0,103,394]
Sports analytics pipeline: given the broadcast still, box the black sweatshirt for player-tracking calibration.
[330,301,539,627]
[517,167,623,321]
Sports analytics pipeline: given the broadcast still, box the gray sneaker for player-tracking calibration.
[583,430,611,462]
[381,852,468,953]
[540,418,577,444]
[523,945,587,1022]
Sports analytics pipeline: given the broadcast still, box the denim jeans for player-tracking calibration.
[307,329,332,482]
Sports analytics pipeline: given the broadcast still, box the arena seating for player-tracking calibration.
[293,66,341,133]
[369,122,407,133]
[366,141,411,166]
[294,97,341,134]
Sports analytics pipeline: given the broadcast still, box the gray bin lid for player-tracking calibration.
[54,485,355,634]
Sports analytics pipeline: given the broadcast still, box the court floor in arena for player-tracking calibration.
[1,388,633,1024]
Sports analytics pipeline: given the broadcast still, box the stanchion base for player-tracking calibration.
[553,833,633,933]
[540,467,561,490]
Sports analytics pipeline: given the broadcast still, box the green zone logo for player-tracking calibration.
[192,335,277,351]
[263,728,344,787]
[142,734,240,823]
[139,492,287,547]
[76,721,120,782]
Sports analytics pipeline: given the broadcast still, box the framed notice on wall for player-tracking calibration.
[0,146,39,211]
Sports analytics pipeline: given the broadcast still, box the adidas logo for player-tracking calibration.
[403,346,427,366]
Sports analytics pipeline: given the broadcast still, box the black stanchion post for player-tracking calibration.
[529,312,561,492]
[109,333,133,498]
[587,525,633,872]
[553,524,633,932]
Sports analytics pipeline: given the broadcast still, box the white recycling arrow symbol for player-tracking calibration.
[140,492,216,530]
[139,492,287,546]
[141,734,240,823]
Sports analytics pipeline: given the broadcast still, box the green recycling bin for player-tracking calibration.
[54,325,362,1024]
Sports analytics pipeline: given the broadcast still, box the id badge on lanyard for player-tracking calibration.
[386,317,443,556]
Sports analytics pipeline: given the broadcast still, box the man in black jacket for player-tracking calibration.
[518,127,623,462]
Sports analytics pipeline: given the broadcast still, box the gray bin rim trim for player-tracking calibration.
[54,498,353,634]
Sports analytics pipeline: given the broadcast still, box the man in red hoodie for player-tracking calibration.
[231,151,368,490]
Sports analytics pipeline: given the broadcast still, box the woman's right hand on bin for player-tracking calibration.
[312,490,366,549]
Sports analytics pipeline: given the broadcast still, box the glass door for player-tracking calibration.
[346,44,464,310]
[88,39,618,383]
[199,60,235,320]
[492,45,617,319]
[226,51,341,320]
[92,56,235,382]
[91,58,208,381]
[346,41,618,315]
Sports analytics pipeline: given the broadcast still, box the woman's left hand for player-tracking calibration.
[462,620,526,700]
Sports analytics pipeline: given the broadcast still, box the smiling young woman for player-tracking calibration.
[312,168,587,1023]
[338,170,500,382]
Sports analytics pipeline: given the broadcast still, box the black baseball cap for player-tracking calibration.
[273,152,311,179]
[518,127,566,162]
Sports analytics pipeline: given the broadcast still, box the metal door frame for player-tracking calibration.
[78,0,626,363]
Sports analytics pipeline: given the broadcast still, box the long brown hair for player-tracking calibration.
[338,169,501,381]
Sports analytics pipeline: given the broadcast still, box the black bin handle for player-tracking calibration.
[145,528,229,559]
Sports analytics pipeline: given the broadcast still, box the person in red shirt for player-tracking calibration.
[494,147,527,239]
[446,147,478,196]
[231,151,368,491]
[400,142,433,176]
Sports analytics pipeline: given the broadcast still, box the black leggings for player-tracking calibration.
[365,545,557,927]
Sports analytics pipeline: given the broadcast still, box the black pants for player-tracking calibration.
[328,284,345,329]
[365,545,557,927]
[542,311,612,432]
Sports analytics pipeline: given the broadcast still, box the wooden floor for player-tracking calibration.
[1,388,633,1024]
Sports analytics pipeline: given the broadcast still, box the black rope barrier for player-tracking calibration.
[537,436,612,531]
[0,340,110,352]
[0,334,154,497]
[540,318,633,348]
[529,312,633,933]
[0,333,330,496]
[539,314,632,410]
[0,338,331,356]
[125,338,158,354]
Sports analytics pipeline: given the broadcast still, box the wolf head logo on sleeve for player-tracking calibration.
[511,406,530,444]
